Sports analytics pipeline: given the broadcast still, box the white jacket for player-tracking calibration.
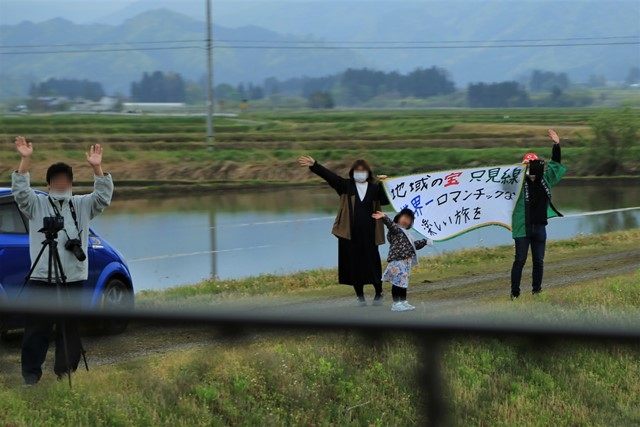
[11,171,114,283]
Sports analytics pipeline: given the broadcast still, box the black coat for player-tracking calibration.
[310,162,390,286]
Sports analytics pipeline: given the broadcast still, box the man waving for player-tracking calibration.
[510,129,567,299]
[12,136,114,385]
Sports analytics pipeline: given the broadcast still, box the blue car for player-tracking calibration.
[0,187,134,334]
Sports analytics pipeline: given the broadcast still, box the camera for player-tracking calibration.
[65,238,87,262]
[39,216,65,234]
[38,216,87,261]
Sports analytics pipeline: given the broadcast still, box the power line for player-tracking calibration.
[0,46,205,55]
[1,34,638,49]
[0,39,205,48]
[214,41,640,49]
[0,41,637,55]
[217,35,640,44]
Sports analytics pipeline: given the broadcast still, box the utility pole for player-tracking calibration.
[205,0,215,144]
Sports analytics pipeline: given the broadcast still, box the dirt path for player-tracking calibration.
[1,249,638,378]
[225,248,640,316]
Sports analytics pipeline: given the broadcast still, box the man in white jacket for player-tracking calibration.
[11,136,114,385]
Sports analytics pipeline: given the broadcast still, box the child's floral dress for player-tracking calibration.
[382,258,414,289]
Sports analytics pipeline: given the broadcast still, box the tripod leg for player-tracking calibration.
[60,259,90,373]
[48,242,53,286]
[57,250,87,369]
[81,345,89,372]
[16,240,49,301]
[52,245,72,389]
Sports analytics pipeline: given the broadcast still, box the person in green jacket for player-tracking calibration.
[510,129,567,299]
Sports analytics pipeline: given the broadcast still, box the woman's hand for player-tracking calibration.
[377,175,388,180]
[548,129,560,144]
[371,211,385,220]
[297,155,315,167]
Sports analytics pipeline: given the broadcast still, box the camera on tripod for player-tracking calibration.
[39,216,87,261]
[40,216,65,234]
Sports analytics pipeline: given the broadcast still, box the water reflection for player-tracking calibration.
[573,210,639,234]
[92,182,640,291]
[553,180,639,212]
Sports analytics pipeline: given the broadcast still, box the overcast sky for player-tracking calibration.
[2,0,337,24]
[0,0,554,25]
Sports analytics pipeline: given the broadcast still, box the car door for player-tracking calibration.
[85,230,111,299]
[0,197,31,299]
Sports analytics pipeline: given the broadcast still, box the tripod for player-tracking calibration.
[16,226,89,388]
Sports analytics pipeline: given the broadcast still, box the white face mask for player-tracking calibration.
[353,171,369,183]
[49,188,72,201]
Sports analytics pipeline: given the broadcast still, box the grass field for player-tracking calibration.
[3,289,638,427]
[1,109,638,185]
[1,230,638,426]
[137,228,640,303]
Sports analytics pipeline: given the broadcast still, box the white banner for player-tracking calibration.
[383,164,526,241]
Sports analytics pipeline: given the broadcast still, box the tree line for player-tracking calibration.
[261,67,456,107]
[25,65,640,108]
[130,71,186,103]
[29,78,105,101]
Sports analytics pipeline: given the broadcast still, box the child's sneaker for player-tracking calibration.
[401,301,415,310]
[391,301,412,312]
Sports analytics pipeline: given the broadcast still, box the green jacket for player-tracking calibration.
[511,160,567,238]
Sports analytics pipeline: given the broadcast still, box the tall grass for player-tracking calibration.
[1,271,638,426]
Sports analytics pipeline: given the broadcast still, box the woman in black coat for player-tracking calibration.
[298,155,390,306]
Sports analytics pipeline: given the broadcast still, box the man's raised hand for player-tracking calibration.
[548,129,560,144]
[86,144,105,176]
[15,136,33,158]
[86,144,103,167]
[297,155,315,167]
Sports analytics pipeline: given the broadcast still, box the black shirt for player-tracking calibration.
[527,178,549,225]
[527,143,562,225]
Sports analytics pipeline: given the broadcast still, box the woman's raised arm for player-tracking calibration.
[298,155,347,194]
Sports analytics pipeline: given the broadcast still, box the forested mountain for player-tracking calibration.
[1,1,637,99]
[0,9,368,97]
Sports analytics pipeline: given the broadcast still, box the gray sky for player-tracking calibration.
[1,0,511,25]
[2,0,333,24]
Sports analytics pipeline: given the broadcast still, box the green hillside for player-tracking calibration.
[1,2,638,98]
[0,9,368,97]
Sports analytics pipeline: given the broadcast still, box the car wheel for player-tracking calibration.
[99,278,133,335]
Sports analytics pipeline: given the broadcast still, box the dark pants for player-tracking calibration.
[511,224,547,295]
[391,285,407,302]
[21,280,84,384]
[353,283,383,299]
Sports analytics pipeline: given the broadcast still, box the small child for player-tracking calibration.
[372,208,433,312]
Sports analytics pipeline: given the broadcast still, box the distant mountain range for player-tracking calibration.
[1,1,638,99]
[0,9,369,97]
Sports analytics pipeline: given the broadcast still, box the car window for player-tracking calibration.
[0,200,27,234]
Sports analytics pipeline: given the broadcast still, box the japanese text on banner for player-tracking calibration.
[383,165,525,241]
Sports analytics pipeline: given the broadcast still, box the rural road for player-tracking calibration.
[1,248,638,378]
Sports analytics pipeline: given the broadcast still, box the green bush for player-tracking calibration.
[582,108,639,175]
